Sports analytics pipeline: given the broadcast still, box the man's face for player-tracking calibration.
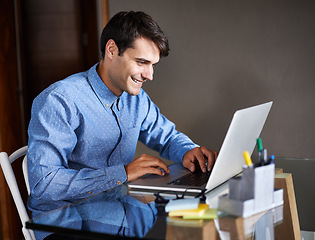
[107,37,160,96]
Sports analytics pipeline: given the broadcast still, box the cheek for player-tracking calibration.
[129,65,143,77]
[110,62,128,80]
[114,58,140,79]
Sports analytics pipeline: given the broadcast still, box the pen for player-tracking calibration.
[243,151,253,167]
[256,138,263,164]
[262,148,268,165]
[268,155,275,164]
[257,138,267,165]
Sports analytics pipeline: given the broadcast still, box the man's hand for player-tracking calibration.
[182,146,218,173]
[125,154,170,181]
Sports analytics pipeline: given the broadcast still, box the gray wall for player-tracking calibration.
[109,0,315,159]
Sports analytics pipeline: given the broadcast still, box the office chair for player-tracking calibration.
[22,152,30,195]
[0,146,36,240]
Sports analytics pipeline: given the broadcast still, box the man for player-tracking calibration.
[27,11,217,218]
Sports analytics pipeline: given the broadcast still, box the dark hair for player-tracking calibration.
[100,11,169,58]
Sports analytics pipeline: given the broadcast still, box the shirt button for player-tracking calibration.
[117,118,120,122]
[105,104,109,107]
[117,181,121,185]
[88,192,92,194]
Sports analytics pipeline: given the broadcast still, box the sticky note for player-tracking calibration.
[183,208,217,219]
[168,203,209,217]
[165,198,200,212]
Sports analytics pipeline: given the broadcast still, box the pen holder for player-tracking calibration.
[218,164,283,218]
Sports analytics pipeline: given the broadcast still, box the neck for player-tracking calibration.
[96,60,122,97]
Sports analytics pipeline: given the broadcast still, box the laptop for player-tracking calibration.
[127,101,273,194]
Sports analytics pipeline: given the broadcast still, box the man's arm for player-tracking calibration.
[138,94,198,162]
[138,93,217,172]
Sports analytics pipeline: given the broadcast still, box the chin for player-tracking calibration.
[129,91,141,96]
[127,88,141,96]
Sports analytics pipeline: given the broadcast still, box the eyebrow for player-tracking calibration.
[135,58,159,65]
[136,58,150,63]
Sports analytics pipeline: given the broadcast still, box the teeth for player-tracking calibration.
[132,77,143,84]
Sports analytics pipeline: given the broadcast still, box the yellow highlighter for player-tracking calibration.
[243,151,253,167]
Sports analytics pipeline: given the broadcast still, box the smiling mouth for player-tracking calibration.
[131,77,146,84]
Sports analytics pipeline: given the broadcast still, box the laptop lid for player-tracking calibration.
[127,101,273,193]
[206,101,273,190]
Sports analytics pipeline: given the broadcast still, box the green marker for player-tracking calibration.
[256,138,263,152]
[257,138,264,165]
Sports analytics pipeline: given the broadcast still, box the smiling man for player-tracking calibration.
[99,37,159,96]
[27,11,217,239]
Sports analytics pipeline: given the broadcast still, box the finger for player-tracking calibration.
[137,155,170,173]
[193,149,208,173]
[187,161,195,172]
[145,167,168,176]
[182,153,197,172]
[182,148,206,172]
[126,156,170,181]
[148,161,170,174]
[200,147,215,170]
[200,146,217,171]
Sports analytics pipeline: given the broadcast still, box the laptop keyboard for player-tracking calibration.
[167,170,211,186]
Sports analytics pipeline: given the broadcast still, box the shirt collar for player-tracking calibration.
[87,63,119,111]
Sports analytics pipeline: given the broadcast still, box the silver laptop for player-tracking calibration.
[127,101,273,194]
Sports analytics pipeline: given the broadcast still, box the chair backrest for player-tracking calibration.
[0,146,36,240]
[22,154,30,195]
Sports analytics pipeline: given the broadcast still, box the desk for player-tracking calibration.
[26,160,306,240]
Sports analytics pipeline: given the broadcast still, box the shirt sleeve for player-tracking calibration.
[139,93,199,163]
[27,90,127,207]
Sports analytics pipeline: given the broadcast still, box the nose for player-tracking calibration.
[142,65,154,81]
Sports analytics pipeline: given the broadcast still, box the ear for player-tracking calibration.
[105,39,118,59]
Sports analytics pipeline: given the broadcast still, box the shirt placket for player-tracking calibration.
[110,99,123,154]
[111,99,121,127]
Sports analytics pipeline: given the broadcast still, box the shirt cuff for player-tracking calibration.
[176,144,200,163]
[104,164,128,189]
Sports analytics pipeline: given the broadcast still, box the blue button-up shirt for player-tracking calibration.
[27,63,198,212]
